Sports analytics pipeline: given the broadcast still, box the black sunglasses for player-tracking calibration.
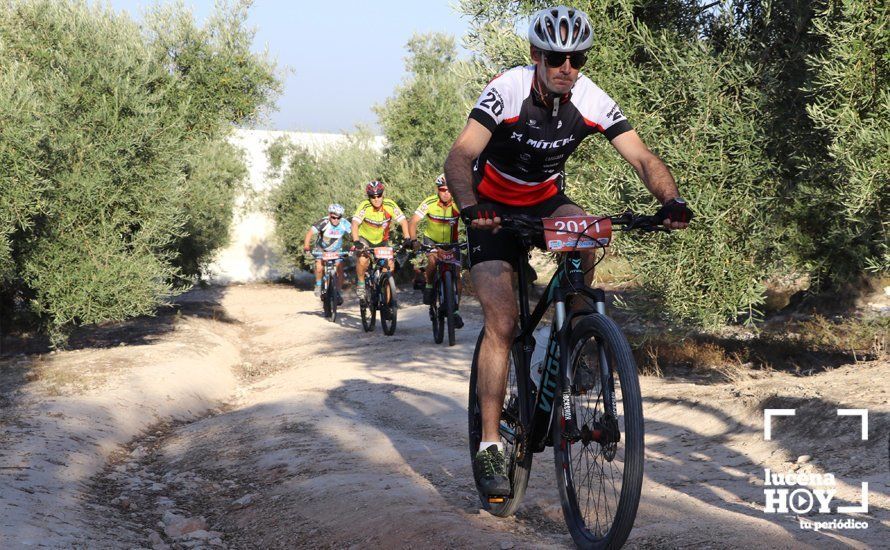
[329,214,342,219]
[540,50,588,69]
[368,193,383,199]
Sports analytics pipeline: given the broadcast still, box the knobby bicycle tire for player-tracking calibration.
[552,314,644,549]
[468,329,533,517]
[432,272,444,344]
[322,276,332,319]
[328,279,338,323]
[444,269,456,346]
[360,275,376,332]
[381,274,398,336]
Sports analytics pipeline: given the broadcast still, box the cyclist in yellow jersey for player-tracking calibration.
[351,180,411,302]
[408,174,464,328]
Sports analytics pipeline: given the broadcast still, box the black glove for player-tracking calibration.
[655,198,694,224]
[460,202,501,226]
[353,241,366,252]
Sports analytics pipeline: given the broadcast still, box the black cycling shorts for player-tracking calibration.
[466,193,580,270]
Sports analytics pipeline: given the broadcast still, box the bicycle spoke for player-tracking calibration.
[559,332,635,539]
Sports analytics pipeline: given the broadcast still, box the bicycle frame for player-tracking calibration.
[365,253,388,293]
[322,257,343,287]
[433,247,462,288]
[507,250,614,454]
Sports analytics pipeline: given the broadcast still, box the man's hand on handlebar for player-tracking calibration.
[460,203,502,232]
[655,198,693,230]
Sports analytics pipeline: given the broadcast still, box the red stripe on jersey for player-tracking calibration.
[477,163,559,207]
[582,116,605,132]
[504,115,519,124]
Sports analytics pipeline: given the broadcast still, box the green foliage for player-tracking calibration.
[374,33,471,215]
[173,140,249,278]
[268,134,381,263]
[455,0,886,326]
[0,0,278,342]
[458,0,783,325]
[797,0,889,282]
[144,0,280,140]
[269,36,463,266]
[0,57,48,285]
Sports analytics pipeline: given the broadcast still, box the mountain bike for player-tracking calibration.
[467,211,666,549]
[318,250,348,323]
[359,246,399,336]
[418,241,467,346]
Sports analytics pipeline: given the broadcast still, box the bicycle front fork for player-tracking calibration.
[548,288,581,440]
[553,287,617,444]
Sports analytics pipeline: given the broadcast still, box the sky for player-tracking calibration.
[105,0,473,134]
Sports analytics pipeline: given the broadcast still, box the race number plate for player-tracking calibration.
[373,247,394,259]
[322,251,341,261]
[542,216,612,252]
[436,249,456,261]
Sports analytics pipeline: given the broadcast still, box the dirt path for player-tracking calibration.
[2,284,888,548]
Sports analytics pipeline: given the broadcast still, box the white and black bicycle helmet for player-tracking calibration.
[528,6,593,52]
[328,203,345,216]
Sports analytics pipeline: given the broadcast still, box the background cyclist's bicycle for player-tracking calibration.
[317,250,348,323]
[418,242,466,346]
[359,246,399,336]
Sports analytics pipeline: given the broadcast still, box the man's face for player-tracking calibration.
[532,47,584,95]
[329,213,342,225]
[368,194,384,209]
[437,187,451,203]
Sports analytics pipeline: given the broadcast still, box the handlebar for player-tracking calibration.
[416,241,468,254]
[499,211,669,240]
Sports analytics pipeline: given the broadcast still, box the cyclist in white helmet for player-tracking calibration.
[303,203,350,302]
[445,6,693,496]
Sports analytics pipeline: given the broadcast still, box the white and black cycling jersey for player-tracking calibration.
[469,65,632,206]
[310,217,350,252]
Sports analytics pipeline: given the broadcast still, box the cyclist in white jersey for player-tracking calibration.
[303,204,350,302]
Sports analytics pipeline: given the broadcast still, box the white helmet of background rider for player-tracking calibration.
[328,203,345,216]
[528,6,594,53]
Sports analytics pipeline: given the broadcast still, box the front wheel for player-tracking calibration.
[552,314,644,549]
[360,276,376,332]
[431,273,444,344]
[444,269,457,346]
[328,281,338,323]
[321,276,332,319]
[321,275,337,323]
[468,329,533,516]
[380,274,398,336]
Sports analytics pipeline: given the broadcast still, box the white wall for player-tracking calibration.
[204,129,385,284]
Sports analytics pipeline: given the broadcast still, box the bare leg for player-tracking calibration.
[424,252,437,284]
[356,255,369,284]
[472,260,518,443]
[314,260,323,284]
